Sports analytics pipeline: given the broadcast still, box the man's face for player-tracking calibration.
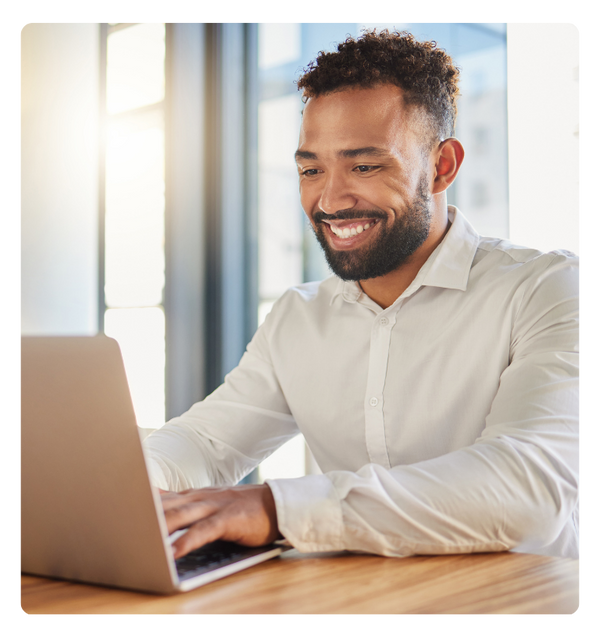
[296,84,434,281]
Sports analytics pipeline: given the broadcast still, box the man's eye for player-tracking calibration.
[355,165,375,173]
[302,169,319,176]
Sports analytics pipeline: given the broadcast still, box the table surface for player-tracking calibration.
[21,549,578,614]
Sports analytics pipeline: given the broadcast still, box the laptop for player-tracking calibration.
[21,335,286,594]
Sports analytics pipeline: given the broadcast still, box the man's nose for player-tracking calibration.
[317,172,358,216]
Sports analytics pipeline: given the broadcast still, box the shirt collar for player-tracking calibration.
[330,206,480,306]
[420,206,480,292]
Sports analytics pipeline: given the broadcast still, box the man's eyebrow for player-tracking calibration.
[295,150,318,161]
[338,146,391,159]
[294,147,391,162]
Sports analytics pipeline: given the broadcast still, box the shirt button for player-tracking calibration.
[380,317,389,326]
[369,397,379,407]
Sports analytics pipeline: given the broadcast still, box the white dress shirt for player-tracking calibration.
[144,207,579,559]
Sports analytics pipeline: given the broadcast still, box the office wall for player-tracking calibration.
[507,23,579,254]
[21,23,99,335]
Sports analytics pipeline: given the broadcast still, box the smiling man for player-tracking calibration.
[145,30,578,561]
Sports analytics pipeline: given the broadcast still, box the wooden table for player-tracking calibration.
[21,550,578,614]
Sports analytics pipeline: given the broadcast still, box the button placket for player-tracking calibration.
[363,311,397,468]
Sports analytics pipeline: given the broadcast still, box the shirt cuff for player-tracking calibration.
[266,474,345,552]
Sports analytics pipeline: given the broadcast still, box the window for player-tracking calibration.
[101,23,167,429]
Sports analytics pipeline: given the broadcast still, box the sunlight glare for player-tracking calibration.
[107,23,165,114]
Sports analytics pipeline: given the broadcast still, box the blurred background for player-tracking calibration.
[21,23,578,483]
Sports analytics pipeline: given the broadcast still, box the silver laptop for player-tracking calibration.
[21,335,285,594]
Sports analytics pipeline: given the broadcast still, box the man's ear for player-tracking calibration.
[432,138,465,194]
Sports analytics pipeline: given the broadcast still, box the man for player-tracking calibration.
[145,30,578,560]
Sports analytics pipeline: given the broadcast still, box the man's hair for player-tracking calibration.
[296,30,461,148]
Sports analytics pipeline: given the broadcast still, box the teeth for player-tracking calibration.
[330,220,376,238]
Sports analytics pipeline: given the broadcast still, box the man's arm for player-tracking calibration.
[144,296,300,492]
[148,255,578,558]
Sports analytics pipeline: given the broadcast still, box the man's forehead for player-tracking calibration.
[304,84,409,119]
[297,85,429,158]
[300,86,414,135]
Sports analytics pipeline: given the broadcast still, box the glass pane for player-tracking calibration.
[452,40,508,238]
[258,436,306,481]
[105,122,165,308]
[104,307,165,428]
[107,23,165,114]
[258,94,304,302]
[259,24,301,69]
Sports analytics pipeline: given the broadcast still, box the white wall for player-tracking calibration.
[21,23,99,335]
[507,23,579,255]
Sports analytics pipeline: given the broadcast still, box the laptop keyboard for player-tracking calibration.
[175,540,278,581]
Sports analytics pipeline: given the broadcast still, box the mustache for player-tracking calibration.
[313,209,387,223]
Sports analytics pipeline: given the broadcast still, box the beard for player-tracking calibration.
[311,176,432,281]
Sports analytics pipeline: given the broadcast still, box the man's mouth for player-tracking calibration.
[323,218,381,239]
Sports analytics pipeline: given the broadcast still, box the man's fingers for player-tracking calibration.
[162,498,219,535]
[170,516,224,559]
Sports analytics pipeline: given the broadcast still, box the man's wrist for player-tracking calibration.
[262,483,284,540]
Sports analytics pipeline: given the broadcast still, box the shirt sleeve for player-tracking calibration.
[267,252,579,556]
[143,302,300,492]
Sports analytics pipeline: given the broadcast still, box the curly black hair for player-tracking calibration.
[297,30,461,148]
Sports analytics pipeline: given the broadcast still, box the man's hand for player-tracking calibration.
[160,484,283,559]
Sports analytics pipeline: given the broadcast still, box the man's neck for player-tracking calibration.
[359,204,450,309]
